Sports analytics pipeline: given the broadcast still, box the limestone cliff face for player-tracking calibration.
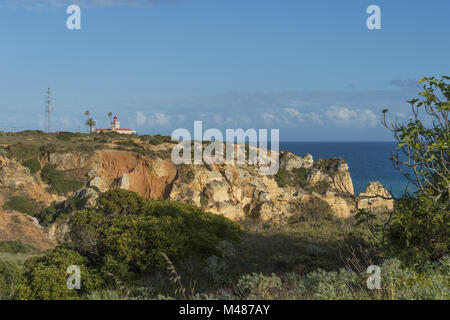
[0,155,59,207]
[92,150,177,199]
[357,181,394,213]
[0,142,395,248]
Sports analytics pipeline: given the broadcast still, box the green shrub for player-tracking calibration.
[38,143,59,154]
[0,241,36,254]
[69,190,242,279]
[85,289,126,300]
[313,158,343,176]
[200,192,208,207]
[0,261,24,300]
[2,196,40,216]
[274,168,289,188]
[56,132,81,141]
[204,240,236,283]
[275,167,311,188]
[289,256,450,300]
[385,195,450,266]
[236,273,283,299]
[22,158,41,174]
[38,194,88,227]
[146,134,176,146]
[15,247,103,300]
[288,197,333,223]
[116,139,140,148]
[6,143,40,161]
[41,164,84,195]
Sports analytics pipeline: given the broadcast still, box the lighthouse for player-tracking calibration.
[111,115,120,130]
[94,114,136,135]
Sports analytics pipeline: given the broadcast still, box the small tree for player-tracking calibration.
[382,76,449,209]
[356,76,449,265]
[85,118,96,133]
[108,112,113,121]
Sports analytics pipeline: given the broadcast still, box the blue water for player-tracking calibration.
[279,142,413,197]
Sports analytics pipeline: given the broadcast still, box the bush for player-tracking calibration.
[385,195,450,266]
[41,164,84,195]
[289,256,450,300]
[382,76,449,209]
[0,241,36,254]
[313,158,342,176]
[2,196,40,216]
[56,132,82,141]
[22,158,41,174]
[0,261,24,300]
[15,248,103,300]
[288,197,333,223]
[38,195,88,227]
[275,167,310,188]
[69,190,242,279]
[6,143,40,161]
[236,273,283,299]
[145,134,176,146]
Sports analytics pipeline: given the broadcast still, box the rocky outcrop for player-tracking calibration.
[0,155,58,207]
[357,182,394,213]
[47,218,70,243]
[96,150,177,199]
[280,152,313,170]
[48,153,89,170]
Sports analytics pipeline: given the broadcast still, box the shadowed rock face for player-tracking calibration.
[0,142,394,248]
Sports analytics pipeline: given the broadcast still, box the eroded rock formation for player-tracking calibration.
[0,141,395,249]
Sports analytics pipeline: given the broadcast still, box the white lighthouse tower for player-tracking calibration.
[110,115,120,130]
[94,114,136,135]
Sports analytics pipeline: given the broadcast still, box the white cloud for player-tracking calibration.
[284,108,300,117]
[136,112,147,127]
[261,112,277,126]
[324,106,378,128]
[148,112,171,126]
[282,108,324,126]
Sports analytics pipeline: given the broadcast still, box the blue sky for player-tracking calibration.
[0,0,448,140]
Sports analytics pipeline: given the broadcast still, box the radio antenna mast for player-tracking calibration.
[45,87,54,133]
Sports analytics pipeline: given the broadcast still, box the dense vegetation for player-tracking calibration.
[2,196,40,216]
[41,164,84,195]
[22,158,41,174]
[5,190,241,299]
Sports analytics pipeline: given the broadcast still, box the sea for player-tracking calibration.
[279,142,414,197]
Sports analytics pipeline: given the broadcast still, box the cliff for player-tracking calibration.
[0,135,394,249]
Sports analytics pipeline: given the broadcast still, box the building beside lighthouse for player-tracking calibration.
[94,115,136,135]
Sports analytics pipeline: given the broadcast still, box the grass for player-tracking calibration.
[0,252,39,270]
[0,241,37,255]
[41,164,85,195]
[2,196,42,216]
[124,216,377,296]
[22,158,41,174]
